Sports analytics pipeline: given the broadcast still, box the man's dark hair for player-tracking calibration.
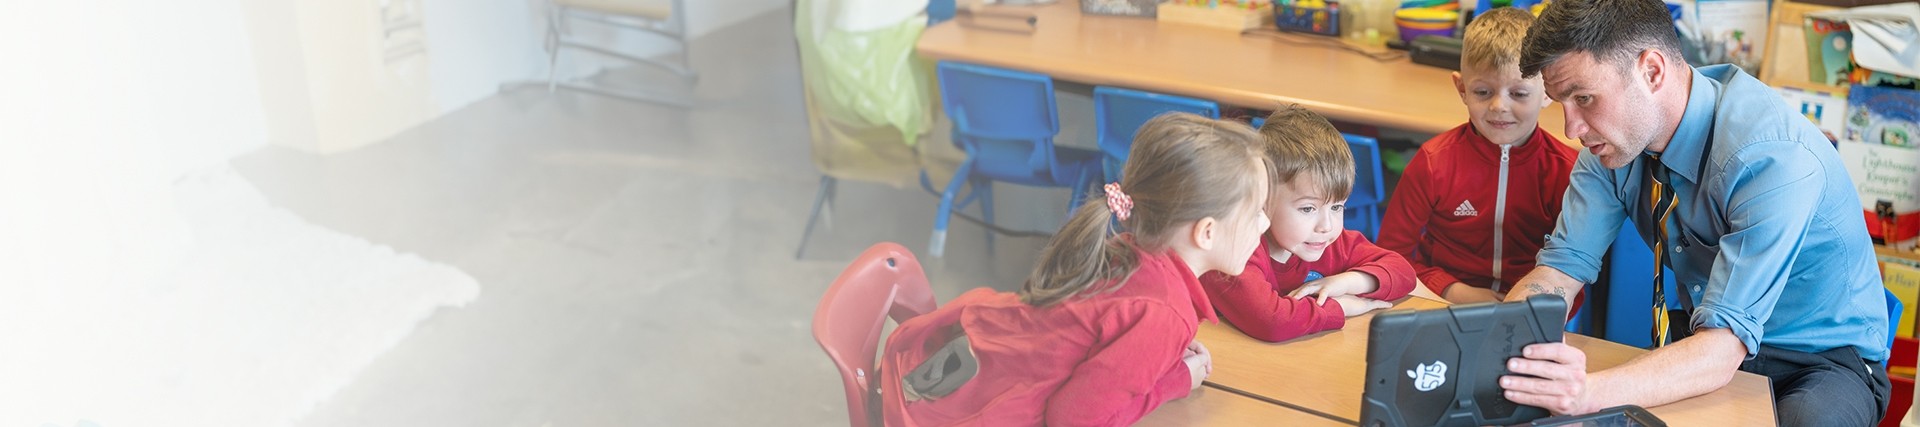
[1519,0,1684,78]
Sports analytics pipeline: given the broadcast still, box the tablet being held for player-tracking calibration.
[1361,295,1567,427]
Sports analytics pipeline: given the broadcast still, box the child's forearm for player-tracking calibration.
[1353,264,1414,300]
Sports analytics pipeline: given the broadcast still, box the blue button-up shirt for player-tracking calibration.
[1539,65,1889,361]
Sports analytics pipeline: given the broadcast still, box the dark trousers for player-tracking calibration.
[1737,345,1892,427]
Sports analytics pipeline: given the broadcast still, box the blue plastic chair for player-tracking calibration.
[1474,0,1542,16]
[1093,86,1220,182]
[929,62,1102,258]
[1888,288,1903,367]
[1601,217,1679,349]
[1344,133,1386,240]
[928,0,955,25]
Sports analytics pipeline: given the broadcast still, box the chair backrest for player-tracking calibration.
[1344,133,1386,207]
[1344,204,1378,240]
[928,0,956,25]
[556,0,684,23]
[813,242,939,427]
[1093,86,1220,181]
[1341,133,1385,239]
[936,61,1061,181]
[1889,288,1904,367]
[1601,217,1678,349]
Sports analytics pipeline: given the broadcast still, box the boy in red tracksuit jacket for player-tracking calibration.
[1200,105,1417,343]
[880,114,1273,426]
[1377,8,1579,304]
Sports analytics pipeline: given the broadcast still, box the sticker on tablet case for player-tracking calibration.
[1408,361,1448,392]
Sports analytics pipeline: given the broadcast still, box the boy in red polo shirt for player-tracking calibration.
[1199,105,1417,343]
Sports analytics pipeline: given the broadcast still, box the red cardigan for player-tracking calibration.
[879,245,1218,427]
[1198,230,1415,342]
[1377,124,1576,296]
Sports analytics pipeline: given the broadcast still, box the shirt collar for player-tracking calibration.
[1154,246,1219,324]
[1650,65,1726,183]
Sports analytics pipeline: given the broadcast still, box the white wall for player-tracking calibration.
[243,0,535,153]
[0,0,800,285]
[690,0,791,36]
[238,0,788,153]
[0,0,271,293]
[0,0,798,301]
[425,0,546,112]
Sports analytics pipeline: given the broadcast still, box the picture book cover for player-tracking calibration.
[1805,16,1853,87]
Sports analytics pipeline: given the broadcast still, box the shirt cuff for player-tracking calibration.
[1691,303,1764,359]
[1536,247,1602,285]
[1154,358,1195,401]
[1352,265,1408,300]
[1418,270,1461,296]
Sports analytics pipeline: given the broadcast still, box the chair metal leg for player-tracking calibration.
[977,179,995,258]
[678,40,697,82]
[796,175,836,259]
[545,6,563,92]
[1069,167,1094,214]
[930,158,975,259]
[534,1,696,105]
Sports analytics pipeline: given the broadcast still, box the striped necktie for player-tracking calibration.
[1647,156,1679,347]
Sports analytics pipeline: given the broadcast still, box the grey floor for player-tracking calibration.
[245,8,1066,427]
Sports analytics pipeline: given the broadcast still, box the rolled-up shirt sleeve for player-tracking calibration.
[1691,143,1821,359]
[1536,152,1628,285]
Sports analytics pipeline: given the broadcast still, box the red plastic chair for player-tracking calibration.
[813,242,938,427]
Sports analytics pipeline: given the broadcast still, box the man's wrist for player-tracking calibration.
[1524,283,1569,299]
[1576,369,1617,415]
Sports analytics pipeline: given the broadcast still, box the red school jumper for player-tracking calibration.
[1377,125,1576,299]
[879,243,1217,427]
[1199,230,1415,342]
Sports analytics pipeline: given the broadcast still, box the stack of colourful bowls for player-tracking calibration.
[1394,7,1458,44]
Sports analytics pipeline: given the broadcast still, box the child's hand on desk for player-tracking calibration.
[1330,295,1392,317]
[1182,340,1212,390]
[1287,271,1381,304]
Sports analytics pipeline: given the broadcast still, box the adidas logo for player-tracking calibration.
[1453,200,1479,217]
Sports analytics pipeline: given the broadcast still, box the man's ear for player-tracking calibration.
[1638,48,1670,93]
[1191,217,1219,252]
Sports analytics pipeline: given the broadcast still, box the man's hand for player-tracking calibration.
[1502,342,1594,415]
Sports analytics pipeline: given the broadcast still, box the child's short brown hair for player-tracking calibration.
[1257,105,1352,200]
[1462,7,1536,72]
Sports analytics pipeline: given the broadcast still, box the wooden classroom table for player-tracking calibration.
[1197,296,1777,425]
[1138,386,1353,427]
[916,2,1570,140]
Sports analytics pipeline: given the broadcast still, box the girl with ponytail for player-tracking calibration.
[879,113,1272,426]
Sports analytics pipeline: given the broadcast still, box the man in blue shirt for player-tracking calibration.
[1498,0,1892,425]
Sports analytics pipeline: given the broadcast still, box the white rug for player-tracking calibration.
[0,166,480,427]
